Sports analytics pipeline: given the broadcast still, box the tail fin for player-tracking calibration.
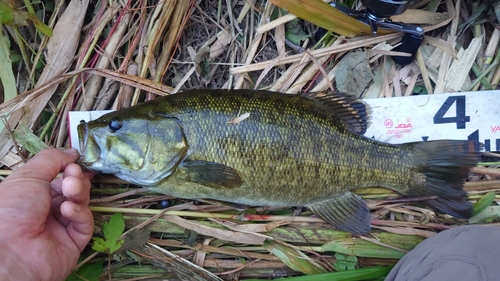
[404,140,482,219]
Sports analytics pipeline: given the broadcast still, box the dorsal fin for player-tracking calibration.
[301,91,371,135]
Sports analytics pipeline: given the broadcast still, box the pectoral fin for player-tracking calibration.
[184,160,243,189]
[306,192,371,234]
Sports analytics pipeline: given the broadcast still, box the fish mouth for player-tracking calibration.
[77,122,100,165]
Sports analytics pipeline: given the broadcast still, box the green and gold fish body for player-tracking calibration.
[78,90,480,234]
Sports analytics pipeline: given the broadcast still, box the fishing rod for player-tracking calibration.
[330,0,424,65]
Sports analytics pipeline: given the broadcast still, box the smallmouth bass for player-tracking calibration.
[78,90,480,234]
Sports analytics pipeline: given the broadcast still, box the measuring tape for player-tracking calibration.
[363,90,499,151]
[69,90,500,152]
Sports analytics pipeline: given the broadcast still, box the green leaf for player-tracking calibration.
[269,0,387,37]
[285,19,309,45]
[0,2,52,37]
[104,213,125,242]
[0,3,14,24]
[26,13,53,37]
[319,233,423,259]
[469,205,500,224]
[472,192,496,216]
[9,51,22,64]
[92,213,126,254]
[109,239,125,254]
[13,126,49,155]
[91,237,107,253]
[265,240,327,275]
[244,266,392,281]
[333,253,358,271]
[65,260,103,281]
[0,27,17,102]
[412,85,428,95]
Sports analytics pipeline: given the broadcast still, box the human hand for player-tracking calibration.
[0,148,94,281]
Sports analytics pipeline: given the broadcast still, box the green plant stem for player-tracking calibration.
[0,30,17,101]
[470,61,496,90]
[471,2,482,68]
[90,206,325,223]
[90,206,237,218]
[10,26,32,74]
[477,42,500,90]
[489,48,500,87]
[22,0,42,41]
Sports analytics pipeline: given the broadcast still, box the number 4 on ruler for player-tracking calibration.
[433,96,470,129]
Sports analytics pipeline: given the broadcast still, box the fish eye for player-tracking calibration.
[108,119,122,132]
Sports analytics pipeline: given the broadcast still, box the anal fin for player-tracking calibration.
[306,192,371,234]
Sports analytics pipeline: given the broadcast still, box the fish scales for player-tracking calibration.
[78,89,480,234]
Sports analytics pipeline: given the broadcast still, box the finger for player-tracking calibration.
[64,163,85,179]
[4,148,80,185]
[65,163,93,191]
[61,175,91,205]
[51,163,92,196]
[64,164,94,192]
[60,201,94,251]
[54,163,92,225]
[61,177,88,205]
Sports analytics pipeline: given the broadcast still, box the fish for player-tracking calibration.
[77,89,480,234]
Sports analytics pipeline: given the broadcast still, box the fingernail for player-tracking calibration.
[72,202,81,212]
[64,148,80,155]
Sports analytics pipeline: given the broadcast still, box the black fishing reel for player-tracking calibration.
[331,0,424,65]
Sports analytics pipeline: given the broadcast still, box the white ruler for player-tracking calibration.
[69,90,500,152]
[363,90,499,151]
[69,111,110,152]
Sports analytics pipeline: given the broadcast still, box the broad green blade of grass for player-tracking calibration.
[12,125,49,154]
[25,13,52,37]
[472,192,497,216]
[321,238,405,259]
[264,240,328,274]
[0,28,17,101]
[269,0,391,37]
[269,226,351,244]
[65,260,103,281]
[469,205,500,224]
[0,2,14,24]
[0,29,17,137]
[319,232,424,259]
[0,1,52,36]
[333,253,358,271]
[244,266,392,281]
[110,265,169,279]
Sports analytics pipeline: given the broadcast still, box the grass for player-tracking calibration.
[0,0,499,280]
